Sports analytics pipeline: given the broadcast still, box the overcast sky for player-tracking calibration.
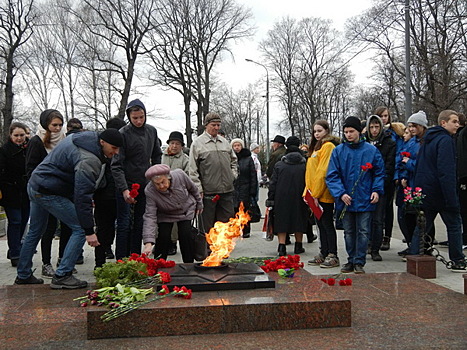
[144,0,374,143]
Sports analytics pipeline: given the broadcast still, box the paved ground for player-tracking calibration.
[0,188,465,293]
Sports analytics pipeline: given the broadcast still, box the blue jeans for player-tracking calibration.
[342,211,372,266]
[115,191,146,260]
[17,185,86,279]
[410,209,465,263]
[4,205,30,259]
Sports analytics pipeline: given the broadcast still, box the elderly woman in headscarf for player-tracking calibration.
[142,164,203,262]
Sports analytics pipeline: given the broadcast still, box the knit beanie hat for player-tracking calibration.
[39,109,63,129]
[407,111,428,128]
[99,129,124,147]
[250,142,259,151]
[343,116,363,132]
[204,112,222,126]
[145,164,171,180]
[285,135,300,148]
[230,138,245,148]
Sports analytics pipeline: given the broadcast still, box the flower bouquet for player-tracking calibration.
[260,255,304,274]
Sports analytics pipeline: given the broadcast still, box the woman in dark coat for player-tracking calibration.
[231,139,258,238]
[0,122,30,266]
[267,136,308,256]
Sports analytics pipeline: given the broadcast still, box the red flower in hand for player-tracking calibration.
[401,151,411,158]
[129,183,140,198]
[212,194,220,203]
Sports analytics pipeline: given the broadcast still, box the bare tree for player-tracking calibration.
[70,0,159,119]
[347,0,467,121]
[0,0,35,141]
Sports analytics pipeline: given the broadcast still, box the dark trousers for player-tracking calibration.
[383,182,395,238]
[317,202,337,256]
[370,193,386,252]
[94,198,117,267]
[153,221,194,263]
[459,183,467,245]
[115,191,146,260]
[40,214,56,265]
[202,192,234,232]
[58,223,72,259]
[4,205,30,260]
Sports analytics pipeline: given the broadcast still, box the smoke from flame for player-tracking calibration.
[201,202,251,266]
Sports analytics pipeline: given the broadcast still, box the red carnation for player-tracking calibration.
[345,278,353,286]
[212,194,220,202]
[401,151,411,158]
[131,183,140,190]
[338,279,346,286]
[327,278,336,286]
[158,285,170,295]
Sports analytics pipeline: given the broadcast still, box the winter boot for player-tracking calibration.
[294,242,305,254]
[278,244,287,256]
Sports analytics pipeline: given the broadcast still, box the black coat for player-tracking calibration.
[365,130,396,189]
[266,145,286,178]
[233,148,258,207]
[25,135,47,179]
[0,138,29,208]
[267,151,308,233]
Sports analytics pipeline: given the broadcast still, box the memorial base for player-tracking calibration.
[406,255,436,279]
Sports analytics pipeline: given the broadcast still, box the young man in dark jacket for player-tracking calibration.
[364,115,396,261]
[111,99,162,260]
[413,110,466,272]
[15,130,123,288]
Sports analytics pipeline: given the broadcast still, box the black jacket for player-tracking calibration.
[266,145,286,178]
[364,130,396,188]
[233,148,258,206]
[25,135,48,179]
[0,138,29,208]
[267,150,308,233]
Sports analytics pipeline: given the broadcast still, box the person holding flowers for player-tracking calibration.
[111,99,162,260]
[326,116,385,274]
[305,120,341,268]
[413,110,465,272]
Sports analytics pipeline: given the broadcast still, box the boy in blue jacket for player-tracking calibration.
[326,116,385,274]
[413,110,466,272]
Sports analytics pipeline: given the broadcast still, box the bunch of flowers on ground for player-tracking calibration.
[75,283,192,322]
[94,254,174,288]
[260,255,304,273]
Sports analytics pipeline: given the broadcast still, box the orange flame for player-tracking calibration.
[201,202,251,266]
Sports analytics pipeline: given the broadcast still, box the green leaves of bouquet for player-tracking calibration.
[94,260,149,288]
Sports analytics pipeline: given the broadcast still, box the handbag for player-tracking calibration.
[191,214,209,261]
[249,200,262,223]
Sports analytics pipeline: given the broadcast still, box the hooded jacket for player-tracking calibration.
[28,131,107,235]
[414,126,459,211]
[364,115,396,187]
[305,135,340,203]
[111,99,162,193]
[326,136,385,212]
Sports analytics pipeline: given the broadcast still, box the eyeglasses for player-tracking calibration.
[50,123,63,127]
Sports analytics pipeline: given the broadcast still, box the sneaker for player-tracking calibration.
[354,264,365,274]
[463,245,467,250]
[380,237,390,251]
[75,256,84,265]
[51,274,88,289]
[341,263,354,274]
[308,254,325,265]
[398,247,410,256]
[15,274,44,285]
[320,254,340,268]
[41,264,55,278]
[438,240,449,246]
[371,251,383,261]
[451,261,466,273]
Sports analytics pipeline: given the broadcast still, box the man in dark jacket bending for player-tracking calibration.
[15,130,123,288]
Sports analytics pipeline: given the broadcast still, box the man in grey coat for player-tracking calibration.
[189,112,237,231]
